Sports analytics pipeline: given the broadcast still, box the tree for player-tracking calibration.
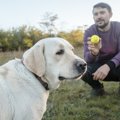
[39,12,58,36]
[58,28,84,46]
[27,26,43,44]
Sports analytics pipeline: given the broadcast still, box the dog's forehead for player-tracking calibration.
[43,37,73,49]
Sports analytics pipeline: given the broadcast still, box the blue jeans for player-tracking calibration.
[82,62,120,89]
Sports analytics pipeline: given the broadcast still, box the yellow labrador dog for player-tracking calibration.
[0,37,86,120]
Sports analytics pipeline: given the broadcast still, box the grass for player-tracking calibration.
[0,51,23,65]
[0,47,120,120]
[42,81,120,120]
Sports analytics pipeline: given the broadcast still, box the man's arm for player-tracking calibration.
[84,30,101,63]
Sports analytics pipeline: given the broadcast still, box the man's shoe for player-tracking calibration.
[91,88,106,97]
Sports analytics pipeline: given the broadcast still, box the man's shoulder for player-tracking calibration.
[111,21,120,32]
[111,21,120,27]
[111,21,120,24]
[87,24,96,30]
[85,24,97,34]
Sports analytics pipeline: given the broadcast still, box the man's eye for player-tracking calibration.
[56,49,64,55]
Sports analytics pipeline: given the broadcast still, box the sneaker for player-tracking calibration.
[91,88,106,97]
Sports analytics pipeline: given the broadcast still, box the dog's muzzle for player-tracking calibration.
[59,59,87,81]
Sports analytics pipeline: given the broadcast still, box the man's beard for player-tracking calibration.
[97,22,109,29]
[96,19,109,29]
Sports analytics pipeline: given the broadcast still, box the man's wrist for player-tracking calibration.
[106,61,116,70]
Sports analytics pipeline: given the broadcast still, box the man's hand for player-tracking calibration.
[92,64,110,80]
[87,37,102,56]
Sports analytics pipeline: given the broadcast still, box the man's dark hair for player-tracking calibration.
[93,2,112,13]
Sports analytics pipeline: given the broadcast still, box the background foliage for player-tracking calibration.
[0,13,85,52]
[0,26,84,51]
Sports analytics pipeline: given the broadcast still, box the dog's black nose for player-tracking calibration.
[76,60,87,72]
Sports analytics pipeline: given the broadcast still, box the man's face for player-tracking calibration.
[93,7,112,29]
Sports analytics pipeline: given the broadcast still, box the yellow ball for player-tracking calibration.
[91,35,100,44]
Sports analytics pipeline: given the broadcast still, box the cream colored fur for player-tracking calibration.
[0,37,86,120]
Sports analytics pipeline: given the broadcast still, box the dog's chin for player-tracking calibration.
[59,73,83,81]
[48,82,61,90]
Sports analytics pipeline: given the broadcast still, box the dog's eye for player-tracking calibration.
[56,49,64,55]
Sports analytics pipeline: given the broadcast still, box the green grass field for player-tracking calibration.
[0,47,120,120]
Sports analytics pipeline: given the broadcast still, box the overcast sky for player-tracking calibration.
[0,0,120,31]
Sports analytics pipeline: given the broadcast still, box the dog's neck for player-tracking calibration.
[21,59,49,91]
[33,73,49,90]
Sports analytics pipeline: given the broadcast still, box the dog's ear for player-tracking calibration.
[23,41,45,77]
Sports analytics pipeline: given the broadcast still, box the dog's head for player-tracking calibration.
[23,37,87,90]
